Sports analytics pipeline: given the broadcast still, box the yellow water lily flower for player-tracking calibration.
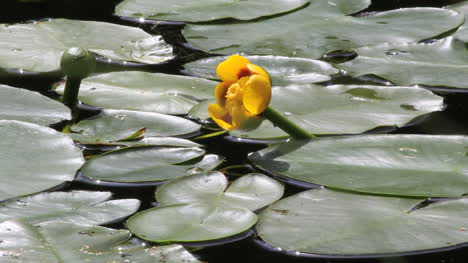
[208,55,271,130]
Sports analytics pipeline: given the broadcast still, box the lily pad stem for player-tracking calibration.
[263,106,315,140]
[60,47,96,109]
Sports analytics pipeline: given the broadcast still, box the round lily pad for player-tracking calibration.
[339,37,468,90]
[0,84,70,126]
[55,71,216,115]
[0,120,84,202]
[81,146,223,182]
[230,84,443,139]
[0,191,140,225]
[0,19,173,74]
[68,109,201,144]
[115,0,309,22]
[185,55,339,86]
[249,135,468,197]
[447,1,468,42]
[184,3,463,58]
[0,220,201,263]
[127,172,283,242]
[258,188,468,255]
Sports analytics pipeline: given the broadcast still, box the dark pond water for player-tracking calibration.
[2,0,468,262]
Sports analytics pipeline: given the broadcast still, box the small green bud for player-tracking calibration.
[60,47,96,79]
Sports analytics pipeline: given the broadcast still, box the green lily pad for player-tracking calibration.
[185,55,339,86]
[229,84,443,139]
[0,84,70,126]
[184,2,463,58]
[0,191,140,225]
[258,188,468,255]
[156,172,284,211]
[115,0,308,22]
[118,137,202,147]
[249,135,468,197]
[447,1,468,42]
[127,172,283,242]
[338,37,468,89]
[0,220,201,263]
[81,146,223,182]
[0,19,173,74]
[55,71,216,115]
[68,109,201,144]
[0,120,84,202]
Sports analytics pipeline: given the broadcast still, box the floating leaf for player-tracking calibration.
[249,135,468,197]
[156,172,284,211]
[447,1,468,42]
[0,220,201,263]
[0,120,84,201]
[339,37,468,89]
[0,191,140,225]
[81,146,223,182]
[229,84,443,139]
[55,71,216,115]
[185,55,339,85]
[184,2,463,58]
[68,109,201,144]
[0,19,173,74]
[0,84,70,125]
[115,0,308,22]
[258,188,468,255]
[127,172,283,242]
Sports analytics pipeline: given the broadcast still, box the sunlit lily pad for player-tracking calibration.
[68,109,201,144]
[0,120,84,202]
[0,220,201,263]
[127,172,283,242]
[81,146,223,182]
[228,84,443,139]
[0,84,70,125]
[115,0,308,22]
[184,1,463,58]
[249,135,468,197]
[156,172,284,211]
[447,1,468,42]
[339,37,468,89]
[0,19,173,74]
[55,71,216,115]
[258,188,468,255]
[185,55,339,85]
[0,191,139,225]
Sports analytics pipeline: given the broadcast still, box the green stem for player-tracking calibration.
[263,106,315,140]
[62,77,82,108]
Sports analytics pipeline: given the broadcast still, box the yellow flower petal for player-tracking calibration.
[216,55,249,82]
[208,103,234,130]
[243,75,271,115]
[246,63,270,83]
[214,81,231,106]
[231,104,254,130]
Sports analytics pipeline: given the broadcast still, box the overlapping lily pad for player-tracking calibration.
[81,146,223,182]
[0,84,70,125]
[228,84,443,139]
[127,172,283,242]
[184,1,463,58]
[115,0,308,22]
[0,191,140,225]
[249,135,468,197]
[55,71,216,115]
[447,1,468,42]
[68,109,201,144]
[0,220,201,263]
[0,19,173,75]
[0,120,84,201]
[185,55,339,85]
[258,188,468,255]
[339,37,468,89]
